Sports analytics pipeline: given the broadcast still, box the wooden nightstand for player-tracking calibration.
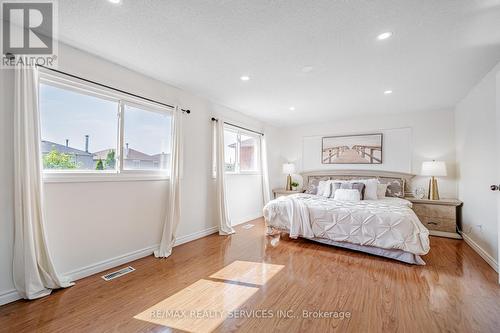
[406,197,463,239]
[272,189,301,199]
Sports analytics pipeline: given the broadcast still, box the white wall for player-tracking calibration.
[301,128,412,173]
[0,44,272,304]
[455,61,500,269]
[269,109,457,198]
[226,174,263,226]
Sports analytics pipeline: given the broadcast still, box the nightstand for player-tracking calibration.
[406,197,463,239]
[272,189,301,199]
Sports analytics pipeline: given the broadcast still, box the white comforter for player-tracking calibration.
[263,194,430,256]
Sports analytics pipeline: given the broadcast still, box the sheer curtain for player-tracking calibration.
[155,106,183,258]
[13,65,73,299]
[260,135,271,204]
[213,119,235,235]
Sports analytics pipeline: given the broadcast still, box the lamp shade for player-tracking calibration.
[282,163,295,174]
[421,161,447,177]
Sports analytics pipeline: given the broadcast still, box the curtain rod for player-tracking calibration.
[211,117,264,136]
[36,64,191,114]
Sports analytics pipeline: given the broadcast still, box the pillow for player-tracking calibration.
[333,189,361,202]
[379,178,405,198]
[377,183,388,199]
[335,182,365,199]
[346,179,377,200]
[317,180,329,197]
[304,184,316,195]
[322,181,333,197]
[304,177,329,194]
[330,182,342,198]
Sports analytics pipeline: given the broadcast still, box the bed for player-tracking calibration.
[263,170,430,265]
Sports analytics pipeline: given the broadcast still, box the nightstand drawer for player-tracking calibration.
[406,197,462,238]
[412,204,456,220]
[418,216,456,233]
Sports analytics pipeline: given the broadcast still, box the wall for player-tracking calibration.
[302,128,412,173]
[269,109,457,198]
[226,174,263,226]
[0,43,272,304]
[455,61,500,270]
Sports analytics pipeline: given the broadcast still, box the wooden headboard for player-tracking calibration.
[300,170,415,197]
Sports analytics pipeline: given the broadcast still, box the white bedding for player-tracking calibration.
[263,194,430,258]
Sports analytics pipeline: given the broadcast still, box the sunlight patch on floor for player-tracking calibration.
[209,260,284,286]
[134,279,259,333]
[134,261,284,333]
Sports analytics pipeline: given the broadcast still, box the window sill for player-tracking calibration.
[225,172,262,176]
[43,172,170,183]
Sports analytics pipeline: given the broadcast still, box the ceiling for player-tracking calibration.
[57,0,500,127]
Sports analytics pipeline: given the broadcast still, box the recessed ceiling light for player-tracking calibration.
[377,32,393,40]
[384,90,393,95]
[108,0,121,4]
[240,75,250,81]
[289,106,296,111]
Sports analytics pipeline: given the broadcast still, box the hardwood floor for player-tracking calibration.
[1,218,499,332]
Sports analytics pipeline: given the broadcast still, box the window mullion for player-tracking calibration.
[118,101,125,174]
[236,131,241,174]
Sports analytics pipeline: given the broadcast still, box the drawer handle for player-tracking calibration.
[428,222,439,225]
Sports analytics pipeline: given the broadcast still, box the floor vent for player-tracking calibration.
[101,266,135,281]
[242,224,255,230]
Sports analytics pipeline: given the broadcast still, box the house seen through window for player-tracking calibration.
[39,77,172,173]
[223,126,260,174]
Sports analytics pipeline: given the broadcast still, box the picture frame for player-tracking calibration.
[321,133,383,164]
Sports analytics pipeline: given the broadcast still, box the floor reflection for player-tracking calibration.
[209,260,284,286]
[134,279,258,333]
[134,261,284,333]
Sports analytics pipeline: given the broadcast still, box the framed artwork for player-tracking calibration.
[322,133,383,164]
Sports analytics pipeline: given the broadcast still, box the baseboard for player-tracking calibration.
[174,226,219,246]
[65,227,221,281]
[231,213,263,227]
[462,233,498,272]
[0,289,21,306]
[65,244,159,281]
[0,226,221,307]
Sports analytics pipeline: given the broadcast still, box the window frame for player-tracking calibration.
[223,125,261,175]
[39,69,174,183]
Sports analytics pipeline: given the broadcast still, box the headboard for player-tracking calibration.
[301,170,415,198]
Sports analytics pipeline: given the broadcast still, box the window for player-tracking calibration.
[40,83,119,171]
[123,103,172,171]
[224,129,238,172]
[39,71,173,178]
[239,133,259,172]
[223,126,261,174]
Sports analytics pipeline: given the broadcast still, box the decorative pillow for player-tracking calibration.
[349,178,378,200]
[377,183,388,199]
[334,189,361,202]
[337,182,365,199]
[305,177,329,195]
[379,178,405,198]
[329,180,350,197]
[330,182,342,198]
[317,180,329,196]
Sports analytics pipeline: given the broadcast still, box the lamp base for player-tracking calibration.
[286,174,292,191]
[428,176,440,200]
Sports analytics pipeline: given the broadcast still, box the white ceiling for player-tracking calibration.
[58,0,500,127]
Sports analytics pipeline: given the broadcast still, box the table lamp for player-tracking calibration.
[282,163,295,191]
[421,161,447,200]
